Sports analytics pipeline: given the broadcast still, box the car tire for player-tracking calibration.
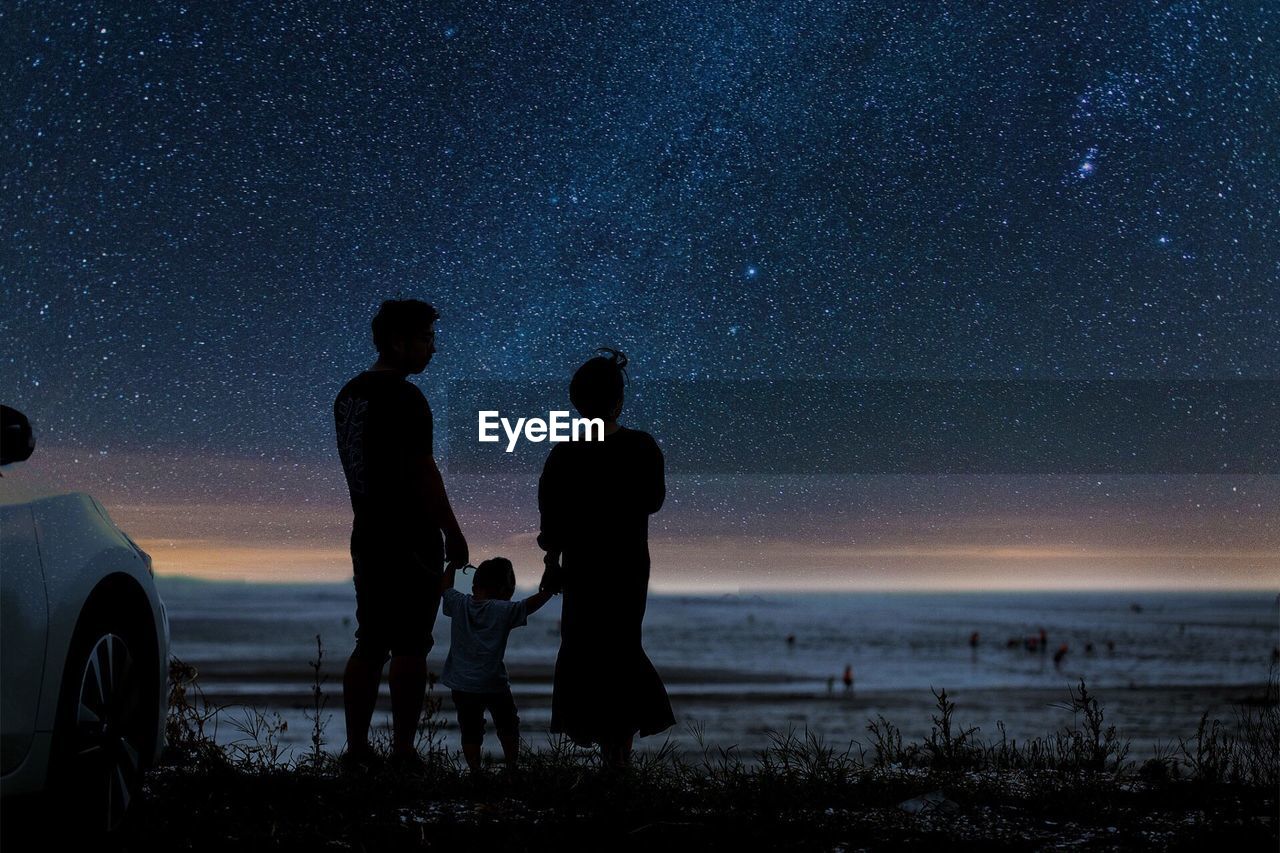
[50,602,155,836]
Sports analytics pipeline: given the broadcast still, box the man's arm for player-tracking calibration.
[412,454,469,568]
[440,561,458,596]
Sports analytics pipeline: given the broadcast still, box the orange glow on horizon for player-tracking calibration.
[15,451,1273,591]
[136,533,1280,591]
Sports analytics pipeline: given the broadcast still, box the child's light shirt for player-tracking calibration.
[440,589,529,693]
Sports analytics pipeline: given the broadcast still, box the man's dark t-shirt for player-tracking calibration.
[334,371,440,560]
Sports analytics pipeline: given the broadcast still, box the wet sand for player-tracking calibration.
[178,657,1270,759]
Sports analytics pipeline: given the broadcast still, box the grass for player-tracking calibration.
[115,648,1279,850]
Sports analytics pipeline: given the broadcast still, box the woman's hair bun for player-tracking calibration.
[597,347,628,372]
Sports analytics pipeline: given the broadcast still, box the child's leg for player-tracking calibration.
[452,690,485,772]
[497,733,520,768]
[488,689,521,769]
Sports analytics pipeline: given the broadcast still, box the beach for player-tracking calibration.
[159,579,1279,760]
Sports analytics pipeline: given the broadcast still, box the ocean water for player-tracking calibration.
[158,579,1279,758]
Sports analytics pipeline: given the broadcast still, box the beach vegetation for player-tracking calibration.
[128,649,1279,849]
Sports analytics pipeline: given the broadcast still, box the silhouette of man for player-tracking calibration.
[334,299,468,767]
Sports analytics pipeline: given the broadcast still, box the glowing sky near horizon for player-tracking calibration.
[2,1,1277,588]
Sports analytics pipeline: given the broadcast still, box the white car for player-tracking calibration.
[0,406,169,833]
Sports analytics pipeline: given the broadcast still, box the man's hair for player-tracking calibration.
[569,348,628,420]
[371,299,439,355]
[472,557,516,595]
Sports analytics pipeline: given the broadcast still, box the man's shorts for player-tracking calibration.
[351,542,442,663]
[451,688,520,746]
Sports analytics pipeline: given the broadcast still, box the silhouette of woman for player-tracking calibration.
[537,349,675,768]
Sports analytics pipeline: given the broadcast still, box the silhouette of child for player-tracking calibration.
[440,558,552,773]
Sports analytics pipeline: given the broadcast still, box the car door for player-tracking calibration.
[0,503,49,775]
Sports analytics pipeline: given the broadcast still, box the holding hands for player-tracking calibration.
[539,551,563,595]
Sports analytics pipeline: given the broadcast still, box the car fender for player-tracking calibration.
[30,493,168,762]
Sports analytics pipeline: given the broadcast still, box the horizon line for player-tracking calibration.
[151,573,1280,595]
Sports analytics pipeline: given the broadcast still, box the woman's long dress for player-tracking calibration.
[538,426,675,744]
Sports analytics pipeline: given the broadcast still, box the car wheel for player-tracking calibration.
[52,610,152,835]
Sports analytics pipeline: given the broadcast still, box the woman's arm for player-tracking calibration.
[647,435,666,514]
[537,446,566,594]
[537,448,567,550]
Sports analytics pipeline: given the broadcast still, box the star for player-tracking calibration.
[1075,146,1099,179]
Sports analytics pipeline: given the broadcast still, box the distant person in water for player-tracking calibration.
[537,348,675,769]
[440,558,553,774]
[334,299,469,770]
[842,664,854,692]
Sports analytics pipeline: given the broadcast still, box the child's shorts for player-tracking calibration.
[451,688,519,746]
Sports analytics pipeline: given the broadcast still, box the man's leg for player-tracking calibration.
[343,653,383,757]
[383,548,442,760]
[388,654,428,757]
[346,570,386,759]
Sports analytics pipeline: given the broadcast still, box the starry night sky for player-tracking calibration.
[2,1,1277,588]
